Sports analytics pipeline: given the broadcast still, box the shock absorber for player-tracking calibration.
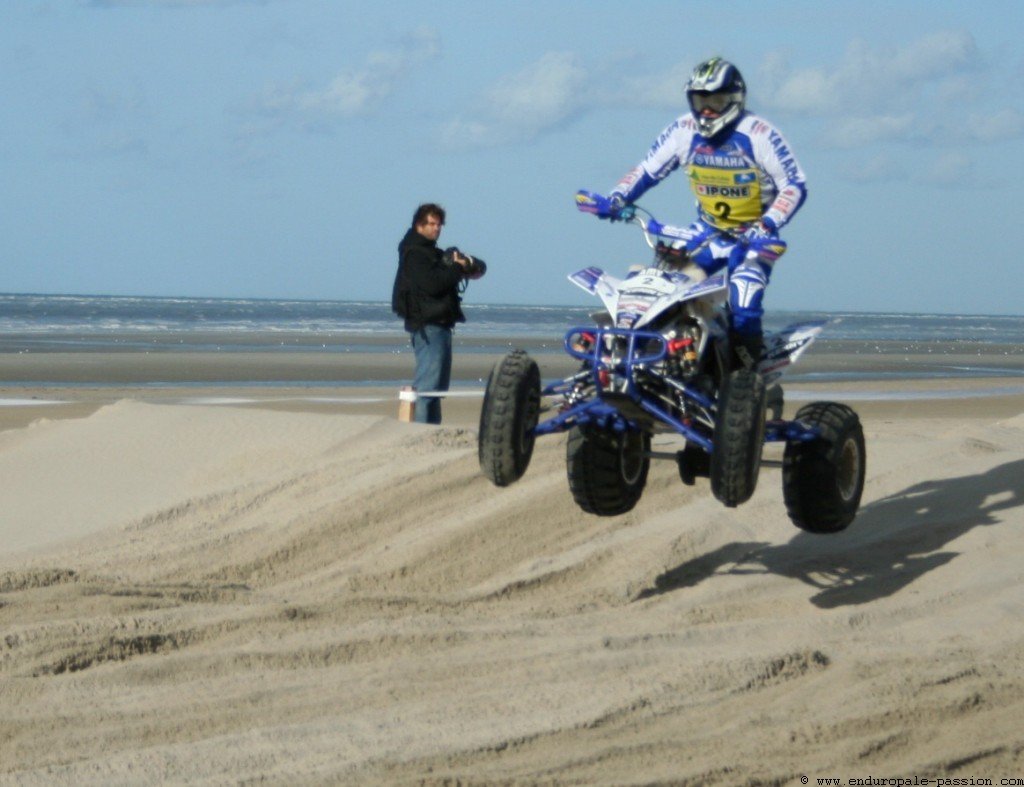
[667,335,698,375]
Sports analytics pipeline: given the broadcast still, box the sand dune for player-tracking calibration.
[1,398,1023,784]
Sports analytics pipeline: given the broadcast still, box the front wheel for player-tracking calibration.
[709,368,767,507]
[567,427,650,516]
[478,350,541,486]
[782,402,866,533]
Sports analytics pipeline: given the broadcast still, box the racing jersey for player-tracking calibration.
[611,112,807,231]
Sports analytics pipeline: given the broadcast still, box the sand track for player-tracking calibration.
[1,401,1023,784]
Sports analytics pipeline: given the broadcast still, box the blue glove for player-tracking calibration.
[739,217,788,263]
[606,193,626,221]
[741,216,777,244]
[645,218,664,236]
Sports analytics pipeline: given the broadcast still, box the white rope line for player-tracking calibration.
[399,388,485,401]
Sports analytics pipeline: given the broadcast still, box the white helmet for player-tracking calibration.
[686,57,746,139]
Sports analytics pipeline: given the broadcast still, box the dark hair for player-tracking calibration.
[412,203,446,228]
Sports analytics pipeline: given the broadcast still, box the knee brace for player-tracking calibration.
[729,258,772,335]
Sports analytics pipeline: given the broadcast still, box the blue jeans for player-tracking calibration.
[410,324,452,424]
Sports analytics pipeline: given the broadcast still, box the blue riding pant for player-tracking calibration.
[684,221,787,336]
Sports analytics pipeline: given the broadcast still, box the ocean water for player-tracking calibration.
[1,294,1023,394]
[2,293,1024,353]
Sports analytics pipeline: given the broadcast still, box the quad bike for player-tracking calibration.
[478,191,866,534]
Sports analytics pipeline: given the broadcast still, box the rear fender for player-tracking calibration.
[759,320,828,384]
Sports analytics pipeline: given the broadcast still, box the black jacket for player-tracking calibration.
[396,227,466,331]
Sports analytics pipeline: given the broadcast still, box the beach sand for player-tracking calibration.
[1,348,1023,784]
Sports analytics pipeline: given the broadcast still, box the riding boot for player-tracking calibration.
[729,331,764,372]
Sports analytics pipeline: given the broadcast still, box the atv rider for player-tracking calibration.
[605,57,807,369]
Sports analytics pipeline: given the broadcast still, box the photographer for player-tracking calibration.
[392,203,486,424]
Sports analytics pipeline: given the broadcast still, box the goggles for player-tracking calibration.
[690,91,737,114]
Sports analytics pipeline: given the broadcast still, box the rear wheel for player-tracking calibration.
[567,427,650,516]
[783,402,866,533]
[478,350,541,486]
[709,368,766,507]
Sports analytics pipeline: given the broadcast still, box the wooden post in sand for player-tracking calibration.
[397,386,416,422]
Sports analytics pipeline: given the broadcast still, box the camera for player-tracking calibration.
[443,247,487,280]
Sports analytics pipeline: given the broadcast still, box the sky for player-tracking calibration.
[2,0,1023,315]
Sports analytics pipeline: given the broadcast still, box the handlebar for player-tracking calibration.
[575,189,693,250]
[575,189,763,257]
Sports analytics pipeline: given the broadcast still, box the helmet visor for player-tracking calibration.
[690,91,737,114]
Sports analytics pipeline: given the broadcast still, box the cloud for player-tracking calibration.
[837,150,980,188]
[440,30,1016,154]
[441,52,589,148]
[252,27,440,125]
[917,151,974,186]
[754,29,1024,155]
[614,61,693,110]
[762,31,980,117]
[839,154,908,184]
[826,114,917,148]
[964,108,1024,143]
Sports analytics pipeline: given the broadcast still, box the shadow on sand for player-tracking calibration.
[636,458,1024,608]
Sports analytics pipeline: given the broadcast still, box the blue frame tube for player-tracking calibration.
[534,326,822,451]
[564,326,668,396]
